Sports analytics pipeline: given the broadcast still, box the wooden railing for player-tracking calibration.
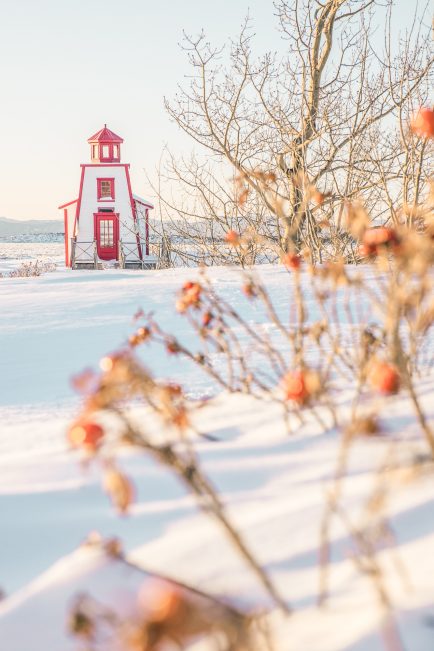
[69,238,163,270]
[120,241,142,266]
[119,241,158,269]
[70,239,97,269]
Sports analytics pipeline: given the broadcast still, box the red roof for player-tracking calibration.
[87,124,124,144]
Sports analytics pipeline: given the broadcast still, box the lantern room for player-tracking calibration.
[88,124,123,163]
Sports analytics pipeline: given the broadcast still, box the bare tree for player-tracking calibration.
[155,0,432,263]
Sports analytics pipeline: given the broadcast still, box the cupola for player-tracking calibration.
[87,124,123,163]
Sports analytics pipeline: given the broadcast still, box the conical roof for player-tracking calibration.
[87,124,124,144]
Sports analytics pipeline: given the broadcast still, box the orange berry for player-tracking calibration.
[361,227,400,257]
[282,369,321,404]
[282,253,302,270]
[363,227,398,247]
[242,282,257,298]
[129,327,150,347]
[311,190,325,205]
[370,362,400,395]
[410,107,434,139]
[136,326,151,342]
[282,371,309,404]
[225,230,240,245]
[68,421,104,450]
[178,282,202,311]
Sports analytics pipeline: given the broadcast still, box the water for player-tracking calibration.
[0,242,64,274]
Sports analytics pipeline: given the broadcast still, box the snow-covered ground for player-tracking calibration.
[0,242,64,274]
[0,261,433,650]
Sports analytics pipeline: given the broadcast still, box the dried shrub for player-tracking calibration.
[67,108,434,650]
[6,260,56,278]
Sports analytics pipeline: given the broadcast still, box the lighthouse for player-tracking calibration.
[59,125,155,269]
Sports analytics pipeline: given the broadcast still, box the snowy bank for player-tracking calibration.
[0,265,433,650]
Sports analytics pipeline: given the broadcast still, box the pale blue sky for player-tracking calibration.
[0,0,426,220]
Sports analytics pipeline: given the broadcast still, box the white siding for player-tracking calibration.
[76,166,138,247]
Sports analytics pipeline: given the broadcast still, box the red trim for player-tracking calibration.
[97,178,115,201]
[88,125,124,144]
[80,164,130,168]
[125,167,143,261]
[58,198,78,209]
[94,212,119,260]
[133,197,154,209]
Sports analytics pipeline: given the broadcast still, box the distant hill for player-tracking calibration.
[0,217,64,242]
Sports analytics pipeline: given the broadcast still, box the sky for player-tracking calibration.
[0,0,427,221]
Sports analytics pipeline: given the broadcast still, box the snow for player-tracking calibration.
[133,193,154,208]
[0,538,241,651]
[0,242,63,273]
[0,262,433,649]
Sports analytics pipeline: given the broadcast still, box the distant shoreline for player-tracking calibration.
[0,234,64,243]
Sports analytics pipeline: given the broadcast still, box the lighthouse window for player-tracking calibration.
[92,145,98,159]
[100,181,112,197]
[113,144,119,159]
[100,219,114,247]
[97,178,115,200]
[102,145,110,158]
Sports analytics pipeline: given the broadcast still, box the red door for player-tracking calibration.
[94,213,119,260]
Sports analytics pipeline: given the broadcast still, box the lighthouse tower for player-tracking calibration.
[59,125,155,269]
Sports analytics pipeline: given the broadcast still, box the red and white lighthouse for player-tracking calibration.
[59,125,155,269]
